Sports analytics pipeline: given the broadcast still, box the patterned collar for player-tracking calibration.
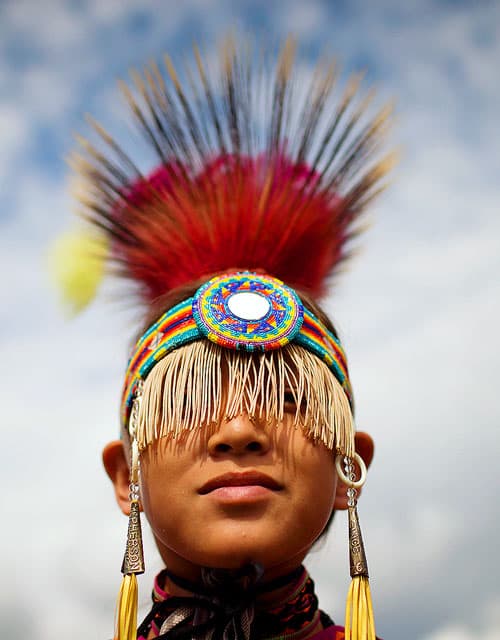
[136,566,342,640]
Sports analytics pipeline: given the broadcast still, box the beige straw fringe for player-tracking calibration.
[138,341,354,456]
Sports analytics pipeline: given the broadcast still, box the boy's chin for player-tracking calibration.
[158,540,307,578]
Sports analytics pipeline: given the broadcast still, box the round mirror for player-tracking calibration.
[227,291,270,320]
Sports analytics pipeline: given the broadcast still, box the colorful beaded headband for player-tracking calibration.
[121,272,352,428]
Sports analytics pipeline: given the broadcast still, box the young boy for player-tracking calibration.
[64,37,391,640]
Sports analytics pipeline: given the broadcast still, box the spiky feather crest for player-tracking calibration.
[71,37,394,304]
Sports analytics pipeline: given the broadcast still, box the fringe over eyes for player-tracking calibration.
[137,340,354,457]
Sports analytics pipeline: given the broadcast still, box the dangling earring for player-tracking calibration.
[115,382,145,640]
[335,453,375,640]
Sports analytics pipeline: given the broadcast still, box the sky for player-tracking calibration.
[1,0,500,638]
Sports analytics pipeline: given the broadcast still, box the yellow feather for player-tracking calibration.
[49,230,108,314]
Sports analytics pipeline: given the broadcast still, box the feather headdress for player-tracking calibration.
[65,37,393,309]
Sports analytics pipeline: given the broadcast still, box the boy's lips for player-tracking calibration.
[198,470,283,495]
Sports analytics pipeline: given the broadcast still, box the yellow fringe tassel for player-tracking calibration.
[345,576,376,640]
[114,573,138,640]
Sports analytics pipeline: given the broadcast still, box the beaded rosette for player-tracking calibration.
[193,273,304,351]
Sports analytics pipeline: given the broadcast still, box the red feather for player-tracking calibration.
[72,38,393,304]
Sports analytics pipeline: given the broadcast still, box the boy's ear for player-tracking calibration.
[333,431,375,511]
[102,440,131,516]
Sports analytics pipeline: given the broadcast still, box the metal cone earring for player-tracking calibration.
[335,453,375,640]
[115,382,145,640]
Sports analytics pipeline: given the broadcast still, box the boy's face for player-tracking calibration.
[138,412,337,579]
[104,347,374,581]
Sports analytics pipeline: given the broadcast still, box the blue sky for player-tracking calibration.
[1,1,500,639]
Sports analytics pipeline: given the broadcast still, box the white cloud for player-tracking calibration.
[422,596,500,640]
[0,104,30,183]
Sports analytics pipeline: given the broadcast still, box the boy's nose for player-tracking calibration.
[207,413,271,456]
